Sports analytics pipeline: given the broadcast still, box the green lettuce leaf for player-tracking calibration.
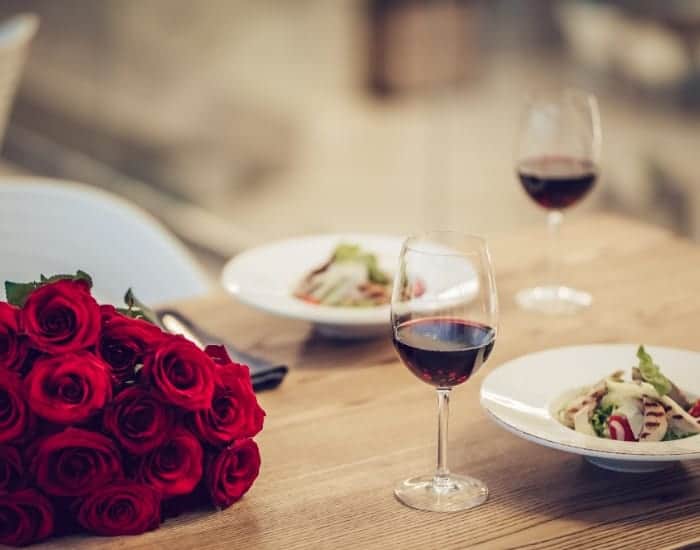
[590,404,613,437]
[332,244,389,285]
[637,345,672,397]
[663,430,697,441]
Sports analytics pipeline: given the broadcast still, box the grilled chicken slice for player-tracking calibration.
[573,407,597,436]
[639,396,668,441]
[560,380,607,429]
[632,367,691,409]
[608,370,625,383]
[662,395,700,435]
[667,385,691,411]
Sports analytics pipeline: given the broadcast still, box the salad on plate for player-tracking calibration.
[558,346,700,442]
[293,243,392,307]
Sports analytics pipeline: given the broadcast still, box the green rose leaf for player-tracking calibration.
[4,281,41,307]
[122,288,160,327]
[5,270,93,307]
[39,270,93,287]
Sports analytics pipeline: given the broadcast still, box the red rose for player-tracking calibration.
[0,303,27,373]
[0,489,54,547]
[0,371,33,445]
[191,348,265,447]
[205,345,248,372]
[30,428,123,497]
[98,306,164,384]
[21,279,100,354]
[103,386,175,455]
[24,352,112,425]
[0,446,23,494]
[75,481,161,536]
[141,335,215,410]
[135,428,203,497]
[206,439,260,509]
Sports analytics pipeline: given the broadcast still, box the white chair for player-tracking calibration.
[0,178,210,305]
[0,13,38,148]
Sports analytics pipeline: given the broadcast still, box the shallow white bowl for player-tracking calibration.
[480,344,700,473]
[221,234,403,338]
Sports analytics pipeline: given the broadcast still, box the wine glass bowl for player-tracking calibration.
[515,88,601,314]
[391,232,498,512]
[517,156,597,210]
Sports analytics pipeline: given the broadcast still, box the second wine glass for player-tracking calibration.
[515,88,601,314]
[391,231,498,512]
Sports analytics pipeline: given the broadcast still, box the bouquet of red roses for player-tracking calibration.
[0,272,265,546]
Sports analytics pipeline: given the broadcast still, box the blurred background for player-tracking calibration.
[2,0,700,275]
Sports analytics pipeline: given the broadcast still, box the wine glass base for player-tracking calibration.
[516,285,591,315]
[394,474,488,512]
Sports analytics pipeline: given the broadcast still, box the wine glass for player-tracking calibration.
[391,231,498,512]
[515,88,601,314]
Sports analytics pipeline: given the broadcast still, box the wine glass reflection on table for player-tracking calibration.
[391,232,498,512]
[515,88,601,314]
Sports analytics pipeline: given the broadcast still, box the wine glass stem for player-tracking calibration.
[547,210,563,287]
[434,388,451,486]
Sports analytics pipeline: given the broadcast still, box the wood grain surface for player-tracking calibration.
[35,213,700,550]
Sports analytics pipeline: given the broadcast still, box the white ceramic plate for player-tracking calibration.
[222,234,480,338]
[222,233,480,338]
[221,234,400,338]
[480,344,700,472]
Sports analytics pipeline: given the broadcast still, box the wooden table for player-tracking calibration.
[39,213,700,549]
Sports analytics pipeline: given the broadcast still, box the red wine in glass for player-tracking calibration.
[393,317,495,388]
[517,155,597,210]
